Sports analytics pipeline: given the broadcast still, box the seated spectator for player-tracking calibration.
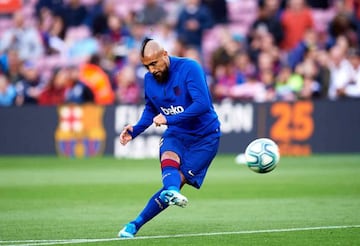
[334,35,351,56]
[202,0,229,25]
[114,65,141,104]
[38,68,68,105]
[280,0,314,51]
[233,51,256,84]
[102,14,131,68]
[249,30,280,72]
[327,43,353,100]
[15,61,45,106]
[336,48,360,99]
[260,35,280,60]
[175,0,214,52]
[212,61,238,101]
[136,0,167,26]
[258,0,286,15]
[152,22,178,55]
[0,49,22,84]
[61,0,88,28]
[257,51,279,77]
[328,0,358,49]
[313,49,331,98]
[0,11,44,61]
[87,0,118,36]
[78,55,115,105]
[296,58,321,99]
[249,0,284,46]
[275,65,301,101]
[35,0,64,17]
[344,0,360,47]
[65,66,94,104]
[287,28,319,70]
[39,12,67,55]
[124,48,147,89]
[66,25,100,63]
[126,20,148,51]
[0,74,16,106]
[84,0,105,35]
[259,69,277,101]
[230,73,267,102]
[212,52,259,102]
[210,27,245,76]
[105,14,131,43]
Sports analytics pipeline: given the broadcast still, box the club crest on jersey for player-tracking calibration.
[173,86,181,96]
[160,105,184,115]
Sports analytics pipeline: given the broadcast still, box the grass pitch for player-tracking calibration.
[0,154,359,245]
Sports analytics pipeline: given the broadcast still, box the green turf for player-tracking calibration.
[0,154,359,245]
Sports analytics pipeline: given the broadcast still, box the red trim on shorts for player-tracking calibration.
[161,159,180,169]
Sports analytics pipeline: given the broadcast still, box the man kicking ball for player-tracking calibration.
[118,38,221,238]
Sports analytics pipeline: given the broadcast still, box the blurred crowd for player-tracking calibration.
[0,0,360,107]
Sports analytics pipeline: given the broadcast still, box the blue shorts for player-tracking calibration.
[159,130,220,189]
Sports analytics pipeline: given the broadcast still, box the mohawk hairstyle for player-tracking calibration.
[140,37,153,58]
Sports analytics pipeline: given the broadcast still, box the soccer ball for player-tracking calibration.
[244,138,280,173]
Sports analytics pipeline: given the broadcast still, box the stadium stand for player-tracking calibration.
[0,0,359,106]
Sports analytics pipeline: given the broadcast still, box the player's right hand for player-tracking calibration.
[119,125,133,146]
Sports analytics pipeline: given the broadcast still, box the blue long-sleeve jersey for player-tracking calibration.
[130,56,220,138]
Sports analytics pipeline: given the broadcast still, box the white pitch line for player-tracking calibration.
[1,224,359,246]
[0,240,70,244]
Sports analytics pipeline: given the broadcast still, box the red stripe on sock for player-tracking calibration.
[161,159,180,169]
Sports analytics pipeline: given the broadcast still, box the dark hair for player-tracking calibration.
[140,37,153,58]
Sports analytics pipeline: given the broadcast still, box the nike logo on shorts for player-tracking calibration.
[188,170,195,176]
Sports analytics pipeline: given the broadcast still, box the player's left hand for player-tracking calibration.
[153,114,167,127]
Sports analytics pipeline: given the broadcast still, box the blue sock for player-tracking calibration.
[130,188,168,230]
[161,159,181,191]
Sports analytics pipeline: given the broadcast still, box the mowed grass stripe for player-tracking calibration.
[1,224,359,246]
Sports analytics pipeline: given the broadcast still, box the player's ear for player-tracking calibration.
[162,50,169,64]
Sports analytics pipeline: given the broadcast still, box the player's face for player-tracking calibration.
[142,50,169,83]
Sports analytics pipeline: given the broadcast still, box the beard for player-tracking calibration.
[153,68,169,84]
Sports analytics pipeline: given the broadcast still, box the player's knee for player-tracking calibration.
[161,151,180,162]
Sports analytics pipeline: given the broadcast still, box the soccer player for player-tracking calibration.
[118,38,221,238]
